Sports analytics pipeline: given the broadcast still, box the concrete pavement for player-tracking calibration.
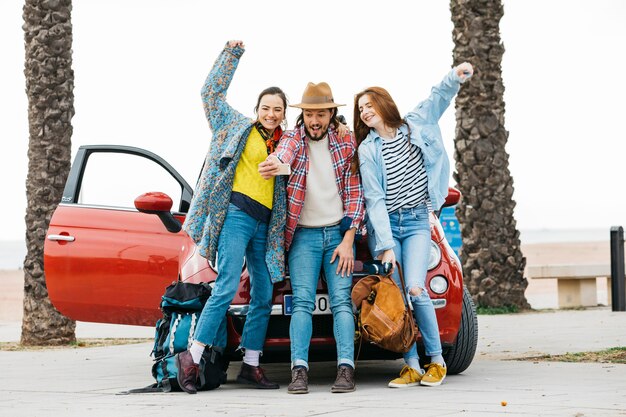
[1,308,625,416]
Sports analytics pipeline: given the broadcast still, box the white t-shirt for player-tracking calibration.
[299,135,344,227]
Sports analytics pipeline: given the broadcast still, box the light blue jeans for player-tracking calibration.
[288,225,355,369]
[194,204,274,352]
[368,205,442,362]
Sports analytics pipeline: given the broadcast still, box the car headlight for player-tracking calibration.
[429,275,448,294]
[428,241,442,270]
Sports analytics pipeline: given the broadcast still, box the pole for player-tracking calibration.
[610,226,625,311]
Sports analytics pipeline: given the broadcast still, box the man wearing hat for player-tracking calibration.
[259,82,364,394]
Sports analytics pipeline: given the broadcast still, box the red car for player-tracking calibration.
[45,145,477,374]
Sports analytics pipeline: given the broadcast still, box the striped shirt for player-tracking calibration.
[382,131,429,212]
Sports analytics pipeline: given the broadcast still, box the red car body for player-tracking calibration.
[45,145,476,372]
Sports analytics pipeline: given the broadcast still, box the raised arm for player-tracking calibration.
[201,40,247,133]
[407,62,473,125]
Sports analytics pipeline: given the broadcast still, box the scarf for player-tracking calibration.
[255,121,283,155]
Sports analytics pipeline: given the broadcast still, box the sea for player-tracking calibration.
[0,227,609,270]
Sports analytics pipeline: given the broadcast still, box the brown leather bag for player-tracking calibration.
[352,262,417,353]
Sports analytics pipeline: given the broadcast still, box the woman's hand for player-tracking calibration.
[337,120,349,138]
[258,155,280,179]
[378,249,396,273]
[455,62,474,82]
[227,40,245,49]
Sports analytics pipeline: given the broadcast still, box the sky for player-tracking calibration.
[1,0,625,243]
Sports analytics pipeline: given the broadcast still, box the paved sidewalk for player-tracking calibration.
[1,308,625,416]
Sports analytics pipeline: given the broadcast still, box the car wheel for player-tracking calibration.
[443,286,478,375]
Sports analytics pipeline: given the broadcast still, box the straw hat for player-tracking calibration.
[290,82,345,109]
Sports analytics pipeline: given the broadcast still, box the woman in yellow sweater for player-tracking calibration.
[177,40,287,393]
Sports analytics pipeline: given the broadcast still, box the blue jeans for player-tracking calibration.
[368,205,442,361]
[194,204,274,352]
[288,225,355,369]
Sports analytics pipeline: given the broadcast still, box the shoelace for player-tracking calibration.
[337,367,351,379]
[400,369,414,380]
[292,368,306,383]
[426,365,443,378]
[184,364,199,377]
[257,367,270,382]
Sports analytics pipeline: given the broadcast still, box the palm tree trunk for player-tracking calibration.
[450,0,530,309]
[21,0,76,345]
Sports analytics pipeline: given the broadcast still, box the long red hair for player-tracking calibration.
[352,87,405,172]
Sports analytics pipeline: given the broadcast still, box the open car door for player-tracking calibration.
[44,145,193,326]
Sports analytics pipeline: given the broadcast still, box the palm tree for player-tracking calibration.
[21,0,76,345]
[450,0,530,309]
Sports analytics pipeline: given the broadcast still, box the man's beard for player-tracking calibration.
[305,126,329,141]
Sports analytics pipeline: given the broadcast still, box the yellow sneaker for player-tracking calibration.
[420,363,446,386]
[388,365,422,388]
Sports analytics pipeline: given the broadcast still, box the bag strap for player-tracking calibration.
[118,362,172,395]
[198,346,221,388]
[117,383,165,395]
[354,313,365,370]
[160,360,173,392]
[169,315,180,355]
[394,261,410,307]
[393,262,418,331]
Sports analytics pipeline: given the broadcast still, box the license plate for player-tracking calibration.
[283,294,331,315]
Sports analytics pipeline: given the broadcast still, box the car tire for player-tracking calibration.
[443,286,478,375]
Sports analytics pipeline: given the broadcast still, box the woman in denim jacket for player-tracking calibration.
[354,62,473,388]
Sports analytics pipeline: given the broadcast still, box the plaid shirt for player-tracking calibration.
[274,125,365,250]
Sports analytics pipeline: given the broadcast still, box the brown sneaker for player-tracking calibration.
[287,367,308,394]
[236,362,279,389]
[330,365,355,393]
[175,350,199,394]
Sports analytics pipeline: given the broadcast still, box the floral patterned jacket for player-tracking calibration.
[182,44,287,283]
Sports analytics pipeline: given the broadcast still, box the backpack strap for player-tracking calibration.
[152,314,171,358]
[121,357,174,394]
[188,312,198,349]
[117,382,172,395]
[169,314,181,355]
[159,360,173,392]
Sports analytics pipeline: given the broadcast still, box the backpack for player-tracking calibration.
[121,281,223,394]
[352,262,417,353]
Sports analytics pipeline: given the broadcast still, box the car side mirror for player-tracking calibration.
[134,192,182,233]
[443,187,461,207]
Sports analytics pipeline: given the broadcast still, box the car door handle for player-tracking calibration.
[47,234,75,242]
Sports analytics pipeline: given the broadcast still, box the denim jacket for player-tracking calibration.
[358,69,462,252]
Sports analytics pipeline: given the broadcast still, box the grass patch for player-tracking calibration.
[477,305,519,315]
[524,347,626,364]
[0,338,152,351]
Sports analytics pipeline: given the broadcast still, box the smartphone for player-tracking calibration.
[276,163,291,175]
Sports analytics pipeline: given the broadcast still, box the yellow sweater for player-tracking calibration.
[232,127,275,209]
